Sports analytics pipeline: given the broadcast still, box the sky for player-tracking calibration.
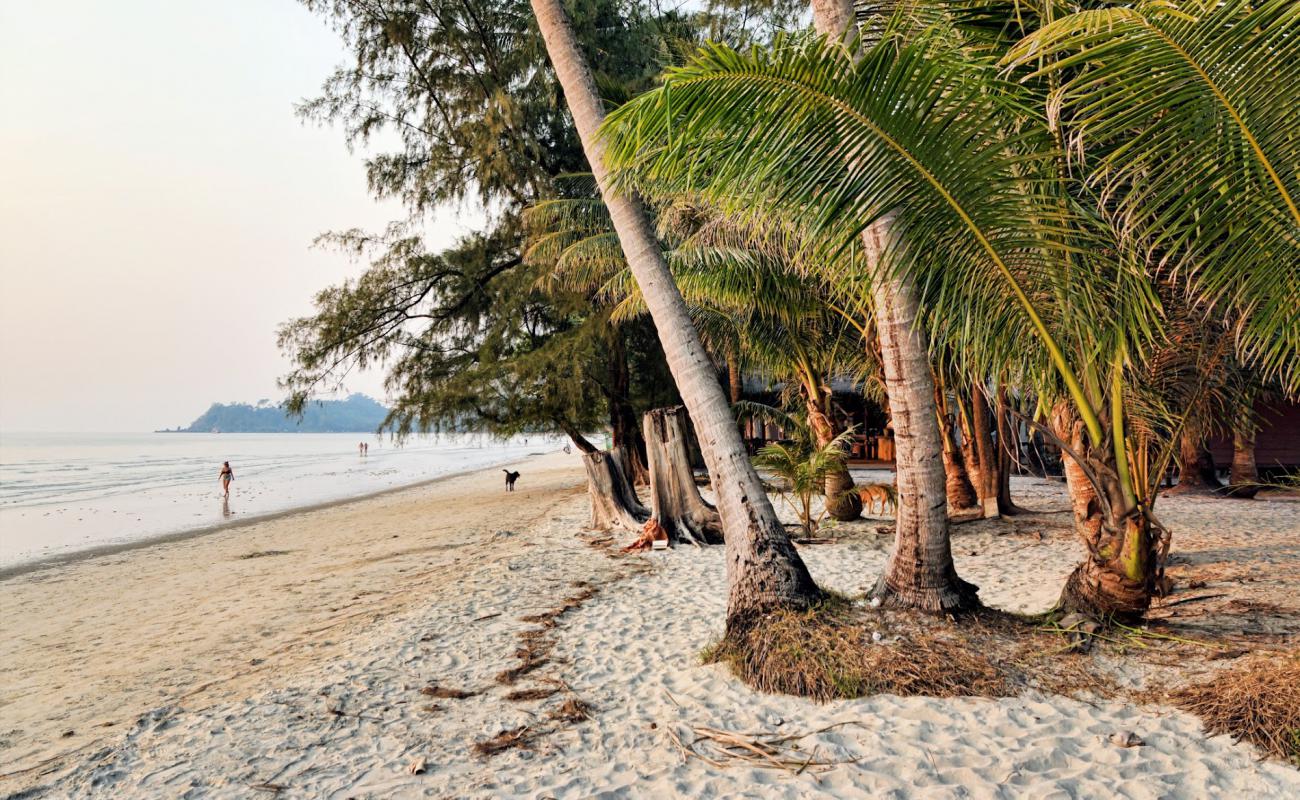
[0,1,479,432]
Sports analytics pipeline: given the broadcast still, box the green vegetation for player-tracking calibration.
[293,0,1299,637]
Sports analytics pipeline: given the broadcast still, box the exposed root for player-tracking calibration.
[1167,650,1300,764]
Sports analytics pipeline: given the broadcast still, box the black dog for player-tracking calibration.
[503,469,521,491]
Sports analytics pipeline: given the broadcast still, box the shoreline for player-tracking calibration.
[0,448,560,582]
[0,451,589,791]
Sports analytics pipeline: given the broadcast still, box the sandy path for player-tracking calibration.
[3,468,1298,798]
[0,452,584,788]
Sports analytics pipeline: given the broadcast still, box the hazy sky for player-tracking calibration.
[0,1,476,432]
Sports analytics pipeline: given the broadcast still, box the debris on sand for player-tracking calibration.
[419,684,477,699]
[1108,730,1145,748]
[238,550,291,560]
[495,657,548,685]
[505,686,560,702]
[1168,650,1300,764]
[472,726,534,758]
[549,698,594,723]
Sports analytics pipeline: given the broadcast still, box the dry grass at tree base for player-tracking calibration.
[704,598,1112,703]
[1167,650,1300,765]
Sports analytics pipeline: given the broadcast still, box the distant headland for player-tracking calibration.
[159,394,389,433]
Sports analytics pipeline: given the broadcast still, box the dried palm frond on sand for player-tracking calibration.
[1167,651,1300,764]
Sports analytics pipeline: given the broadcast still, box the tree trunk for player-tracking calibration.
[995,388,1023,515]
[811,0,976,612]
[531,0,821,632]
[970,383,1001,518]
[608,330,650,485]
[869,262,979,611]
[1049,401,1158,620]
[583,449,649,533]
[1058,509,1159,620]
[1170,430,1222,493]
[644,407,724,545]
[559,420,598,454]
[934,381,978,512]
[1050,401,1101,542]
[1226,419,1259,499]
[727,352,742,405]
[805,386,862,521]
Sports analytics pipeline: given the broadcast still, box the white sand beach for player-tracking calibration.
[2,453,1298,798]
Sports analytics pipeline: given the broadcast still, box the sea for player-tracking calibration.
[0,431,560,572]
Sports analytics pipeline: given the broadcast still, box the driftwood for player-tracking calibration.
[583,449,649,533]
[644,407,723,545]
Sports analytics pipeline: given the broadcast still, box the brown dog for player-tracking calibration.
[858,483,897,516]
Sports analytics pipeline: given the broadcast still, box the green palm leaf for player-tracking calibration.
[598,30,1122,441]
[1004,0,1300,391]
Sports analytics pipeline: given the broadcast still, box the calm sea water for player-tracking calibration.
[0,431,559,570]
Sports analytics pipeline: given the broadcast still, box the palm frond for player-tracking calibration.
[1004,0,1300,391]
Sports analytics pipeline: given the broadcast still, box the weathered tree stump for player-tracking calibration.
[644,407,723,545]
[583,449,649,533]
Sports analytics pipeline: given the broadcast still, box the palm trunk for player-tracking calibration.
[995,388,1023,515]
[1227,413,1259,498]
[934,382,978,512]
[727,352,742,405]
[864,221,978,611]
[531,0,821,630]
[804,385,862,521]
[1171,430,1222,493]
[970,383,1001,518]
[1049,402,1157,619]
[812,0,976,611]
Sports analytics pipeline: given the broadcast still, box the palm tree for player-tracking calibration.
[597,1,1299,619]
[528,190,870,521]
[754,419,856,537]
[528,0,822,632]
[805,0,980,610]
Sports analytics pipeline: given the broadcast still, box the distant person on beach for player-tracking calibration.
[219,461,234,497]
[359,442,364,456]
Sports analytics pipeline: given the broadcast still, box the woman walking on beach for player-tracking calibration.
[219,461,234,497]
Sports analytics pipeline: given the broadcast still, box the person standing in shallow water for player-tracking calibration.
[219,461,234,497]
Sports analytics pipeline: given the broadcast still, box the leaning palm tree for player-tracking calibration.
[528,0,823,633]
[598,0,1299,619]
